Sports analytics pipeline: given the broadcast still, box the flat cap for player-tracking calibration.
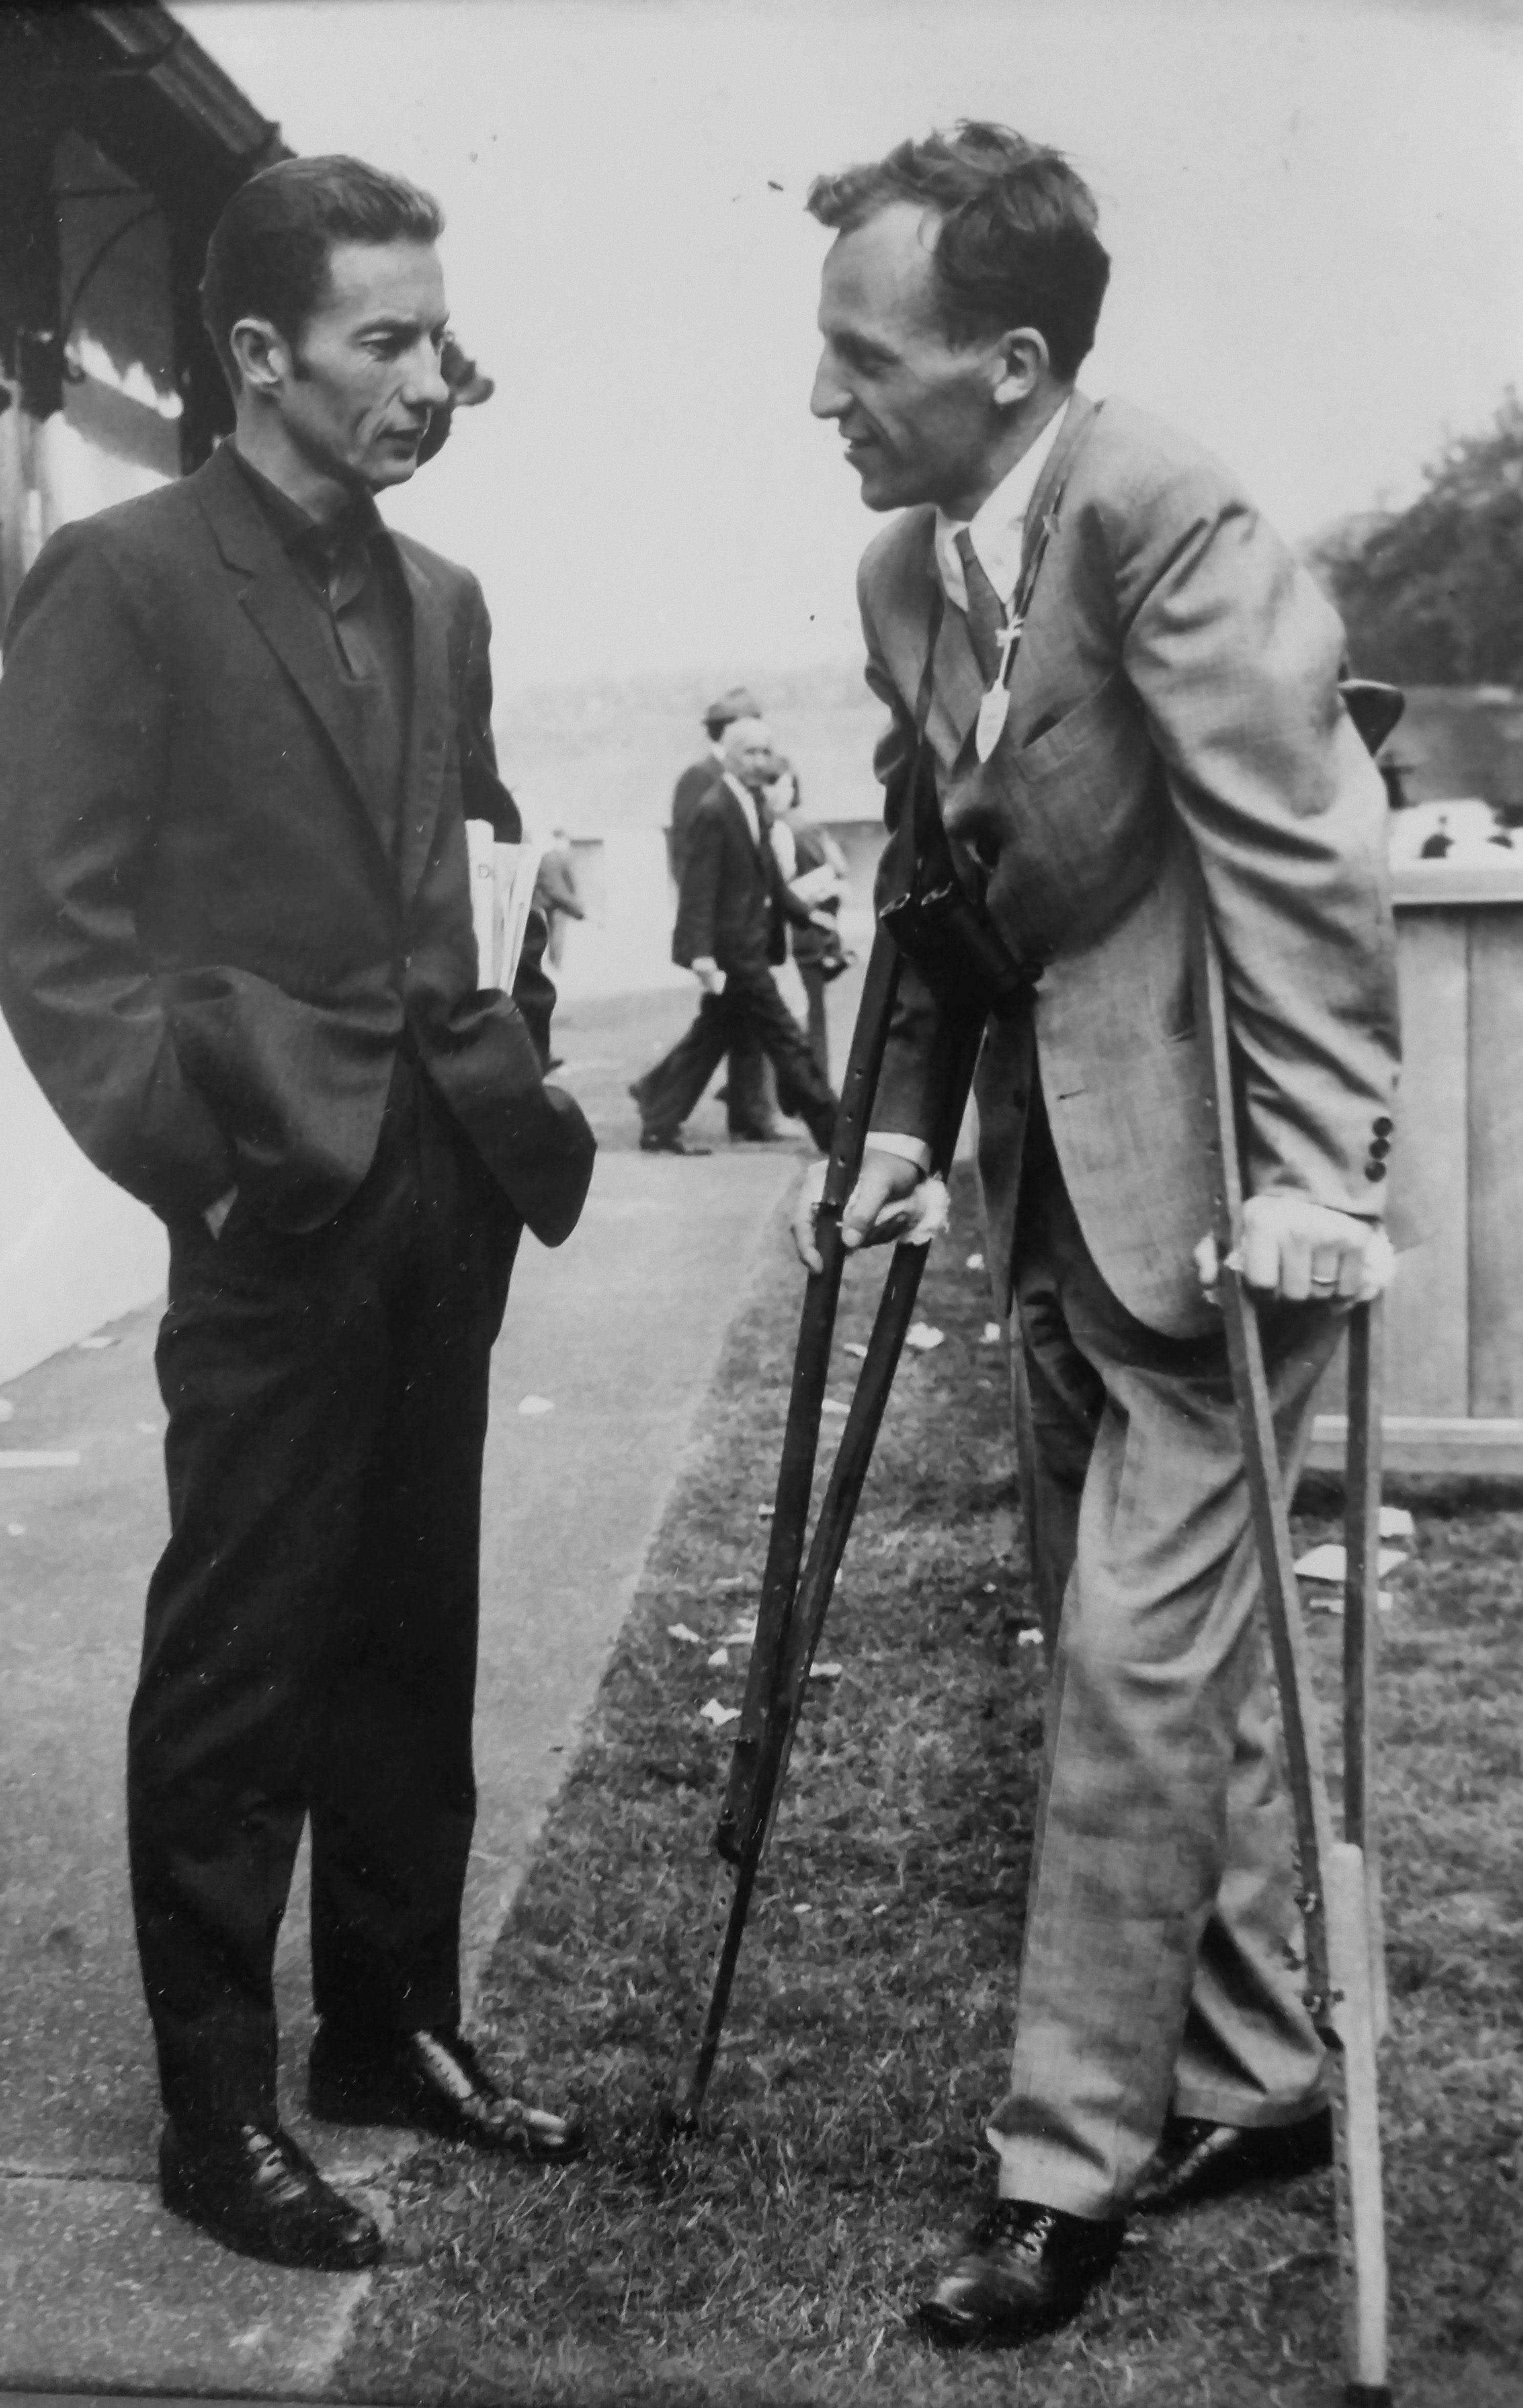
[703,684,763,729]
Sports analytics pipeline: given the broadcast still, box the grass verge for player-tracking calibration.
[339,1169,1523,2408]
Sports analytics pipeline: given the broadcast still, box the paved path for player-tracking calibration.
[0,981,847,2394]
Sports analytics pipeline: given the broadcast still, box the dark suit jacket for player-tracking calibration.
[669,753,724,887]
[671,779,811,979]
[0,444,595,1246]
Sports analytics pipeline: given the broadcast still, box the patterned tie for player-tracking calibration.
[954,526,1006,686]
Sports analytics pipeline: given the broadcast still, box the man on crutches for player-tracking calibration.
[796,123,1401,2354]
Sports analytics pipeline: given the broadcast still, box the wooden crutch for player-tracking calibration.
[1191,884,1392,2408]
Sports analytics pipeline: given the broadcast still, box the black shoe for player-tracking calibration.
[1131,2105,1332,2216]
[918,2199,1124,2345]
[309,2023,587,2162]
[728,1122,787,1143]
[159,2118,383,2272]
[638,1130,712,1155]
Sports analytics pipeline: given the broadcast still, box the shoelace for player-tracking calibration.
[971,2200,1057,2257]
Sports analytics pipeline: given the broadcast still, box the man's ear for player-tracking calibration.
[227,315,291,397]
[992,327,1050,410]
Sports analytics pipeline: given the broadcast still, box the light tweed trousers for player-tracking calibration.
[987,1100,1341,2219]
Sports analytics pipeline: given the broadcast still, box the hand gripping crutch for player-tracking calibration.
[1190,884,1392,2408]
[685,934,984,2114]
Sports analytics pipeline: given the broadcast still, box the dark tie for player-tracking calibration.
[954,526,1006,685]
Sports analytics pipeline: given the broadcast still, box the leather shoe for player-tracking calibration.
[638,1130,712,1156]
[309,2023,587,2162]
[918,2198,1124,2345]
[1131,2105,1332,2215]
[159,2118,382,2271]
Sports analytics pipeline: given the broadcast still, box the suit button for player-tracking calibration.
[1369,1134,1390,1159]
[1372,1115,1394,1137]
[1365,1160,1387,1182]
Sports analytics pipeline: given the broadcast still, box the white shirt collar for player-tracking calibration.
[934,398,1071,615]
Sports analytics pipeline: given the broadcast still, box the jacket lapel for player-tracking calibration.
[193,449,383,863]
[394,543,450,905]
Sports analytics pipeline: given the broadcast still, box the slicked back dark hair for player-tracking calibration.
[806,122,1110,379]
[201,154,444,387]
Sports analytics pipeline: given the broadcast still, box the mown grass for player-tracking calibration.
[340,1170,1523,2407]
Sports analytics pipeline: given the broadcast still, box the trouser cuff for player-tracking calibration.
[1169,2082,1328,2130]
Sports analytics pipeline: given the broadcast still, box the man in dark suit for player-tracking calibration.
[669,687,777,1140]
[0,157,595,2272]
[632,716,838,1154]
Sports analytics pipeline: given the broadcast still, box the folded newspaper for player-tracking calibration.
[466,820,543,991]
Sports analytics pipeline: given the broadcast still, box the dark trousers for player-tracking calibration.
[632,973,837,1152]
[723,1031,774,1136]
[797,963,831,1084]
[128,1052,518,2132]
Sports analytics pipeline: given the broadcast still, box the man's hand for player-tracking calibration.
[791,1147,922,1273]
[691,955,724,996]
[1194,1194,1395,1305]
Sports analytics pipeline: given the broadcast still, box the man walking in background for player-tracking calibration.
[798,122,1398,2343]
[0,156,594,2272]
[633,714,839,1156]
[670,687,779,1140]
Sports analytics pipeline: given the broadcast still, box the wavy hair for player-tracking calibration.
[806,122,1110,379]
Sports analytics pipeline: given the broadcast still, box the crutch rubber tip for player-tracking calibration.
[1343,2387,1393,2406]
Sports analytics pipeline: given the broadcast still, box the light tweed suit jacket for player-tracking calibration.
[861,393,1402,1339]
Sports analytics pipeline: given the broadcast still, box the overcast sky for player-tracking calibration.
[178,0,1523,692]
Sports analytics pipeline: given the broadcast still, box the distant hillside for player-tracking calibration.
[494,658,888,836]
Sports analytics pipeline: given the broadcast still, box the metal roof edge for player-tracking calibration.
[84,3,289,167]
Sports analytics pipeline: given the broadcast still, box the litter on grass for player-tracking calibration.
[1380,1505,1416,1540]
[699,1698,741,1727]
[758,1503,775,1519]
[966,1252,985,1271]
[1295,1541,1407,1584]
[720,1621,758,1646]
[706,1646,729,1668]
[810,1661,843,1681]
[843,1342,868,1359]
[517,1395,554,1417]
[667,1622,703,1644]
[981,1321,1003,1345]
[1017,1629,1043,1647]
[905,1322,944,1353]
[822,1399,848,1418]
